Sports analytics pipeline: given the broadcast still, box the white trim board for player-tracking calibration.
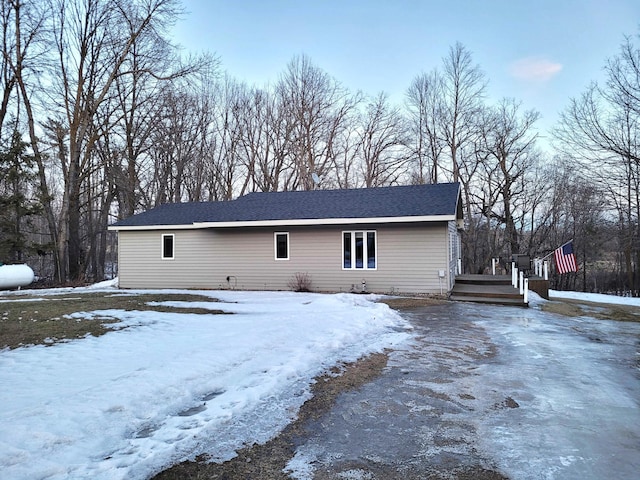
[108,214,457,231]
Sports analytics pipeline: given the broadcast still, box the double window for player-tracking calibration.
[162,234,174,259]
[343,231,376,269]
[274,232,289,260]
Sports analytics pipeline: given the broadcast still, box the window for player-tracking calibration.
[162,234,174,259]
[343,232,351,268]
[343,230,376,270]
[274,232,289,260]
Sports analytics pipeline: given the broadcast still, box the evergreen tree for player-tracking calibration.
[0,130,42,263]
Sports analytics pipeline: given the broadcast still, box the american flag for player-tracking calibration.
[554,241,578,274]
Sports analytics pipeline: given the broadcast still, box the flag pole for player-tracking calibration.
[540,238,574,261]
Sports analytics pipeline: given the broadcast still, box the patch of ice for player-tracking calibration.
[337,469,374,479]
[284,445,321,480]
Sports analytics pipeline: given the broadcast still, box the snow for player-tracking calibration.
[0,285,411,480]
[1,283,637,480]
[550,289,640,307]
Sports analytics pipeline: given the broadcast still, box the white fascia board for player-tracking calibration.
[107,224,203,232]
[108,215,456,231]
[193,215,456,228]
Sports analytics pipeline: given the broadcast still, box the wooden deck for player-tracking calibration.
[450,274,528,307]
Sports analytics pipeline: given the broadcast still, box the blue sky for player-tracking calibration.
[172,0,639,140]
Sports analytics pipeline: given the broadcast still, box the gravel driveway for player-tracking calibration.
[286,301,640,479]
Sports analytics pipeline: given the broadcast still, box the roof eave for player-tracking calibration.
[107,223,204,231]
[108,214,458,231]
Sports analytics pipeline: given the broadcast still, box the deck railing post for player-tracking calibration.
[512,262,517,287]
[543,261,548,280]
[492,258,496,275]
[532,259,536,276]
[524,278,529,304]
[539,259,543,276]
[457,258,462,275]
[519,271,524,295]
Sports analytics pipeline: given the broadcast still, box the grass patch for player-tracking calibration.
[380,296,447,309]
[0,292,225,350]
[542,298,640,323]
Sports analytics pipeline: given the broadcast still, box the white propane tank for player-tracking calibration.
[0,264,35,289]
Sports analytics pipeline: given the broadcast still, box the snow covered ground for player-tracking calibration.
[1,283,638,480]
[550,289,640,307]
[0,285,411,480]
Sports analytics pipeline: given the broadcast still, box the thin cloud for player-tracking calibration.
[509,57,563,82]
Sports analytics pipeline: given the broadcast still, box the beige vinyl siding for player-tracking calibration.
[369,223,449,294]
[117,222,451,294]
[118,230,216,289]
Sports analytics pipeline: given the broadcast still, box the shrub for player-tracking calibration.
[288,272,312,292]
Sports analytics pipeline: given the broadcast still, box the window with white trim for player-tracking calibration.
[343,231,376,269]
[274,232,289,260]
[162,234,174,259]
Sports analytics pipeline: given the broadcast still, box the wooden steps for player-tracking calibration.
[450,274,527,307]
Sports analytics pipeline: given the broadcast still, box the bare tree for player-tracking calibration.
[405,70,445,183]
[147,86,205,204]
[276,54,359,190]
[356,92,408,187]
[237,86,295,193]
[606,34,640,118]
[480,99,540,256]
[0,0,17,135]
[440,42,487,183]
[406,43,487,274]
[205,76,248,200]
[183,71,219,201]
[331,120,360,189]
[43,0,200,281]
[110,31,195,216]
[554,31,640,294]
[3,0,63,279]
[537,160,608,292]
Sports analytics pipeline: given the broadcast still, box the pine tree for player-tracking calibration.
[0,130,42,263]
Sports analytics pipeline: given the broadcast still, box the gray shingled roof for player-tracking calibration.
[110,183,461,228]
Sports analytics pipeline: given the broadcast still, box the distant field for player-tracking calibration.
[0,292,224,349]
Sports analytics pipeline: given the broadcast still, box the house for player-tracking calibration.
[108,182,463,294]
